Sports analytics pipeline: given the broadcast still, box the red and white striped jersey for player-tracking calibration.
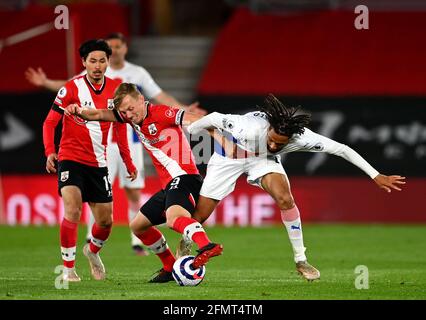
[115,104,199,188]
[43,75,135,171]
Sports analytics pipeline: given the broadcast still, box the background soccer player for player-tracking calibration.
[43,40,137,282]
[26,32,206,256]
[182,94,406,281]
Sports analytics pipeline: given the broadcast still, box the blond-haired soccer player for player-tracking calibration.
[65,83,222,282]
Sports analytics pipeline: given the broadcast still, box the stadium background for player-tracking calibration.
[1,0,424,226]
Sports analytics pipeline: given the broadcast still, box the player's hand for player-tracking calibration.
[46,153,58,173]
[187,102,207,115]
[25,67,47,87]
[127,169,138,182]
[64,103,82,116]
[373,174,406,193]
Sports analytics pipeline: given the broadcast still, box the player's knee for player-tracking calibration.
[96,217,113,228]
[192,211,206,224]
[129,218,139,233]
[64,206,81,221]
[165,216,176,229]
[275,195,295,210]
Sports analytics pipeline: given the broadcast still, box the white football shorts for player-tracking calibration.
[200,152,286,200]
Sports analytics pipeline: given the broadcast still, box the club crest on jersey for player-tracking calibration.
[222,118,235,131]
[107,99,114,110]
[148,123,158,135]
[165,108,175,118]
[60,171,69,182]
[312,142,324,151]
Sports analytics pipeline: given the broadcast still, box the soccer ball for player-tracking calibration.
[172,255,206,286]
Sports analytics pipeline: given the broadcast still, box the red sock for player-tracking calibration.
[90,223,112,254]
[172,216,210,249]
[60,218,78,268]
[137,227,175,272]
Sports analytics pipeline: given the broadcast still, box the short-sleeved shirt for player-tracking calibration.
[114,104,199,188]
[52,75,120,167]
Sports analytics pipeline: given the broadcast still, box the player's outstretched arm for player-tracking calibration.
[154,91,207,115]
[64,104,117,122]
[186,112,226,134]
[181,111,203,126]
[373,174,406,193]
[24,67,66,92]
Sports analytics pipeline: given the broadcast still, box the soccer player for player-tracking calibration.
[181,94,406,281]
[64,83,223,283]
[43,39,137,282]
[26,32,206,256]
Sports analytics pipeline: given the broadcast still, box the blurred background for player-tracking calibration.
[0,0,425,226]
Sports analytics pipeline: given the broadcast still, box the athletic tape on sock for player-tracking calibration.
[147,235,168,254]
[91,237,105,248]
[183,222,205,242]
[61,246,76,261]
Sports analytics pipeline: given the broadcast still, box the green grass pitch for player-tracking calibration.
[1,224,425,300]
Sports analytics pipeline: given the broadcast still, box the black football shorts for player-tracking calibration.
[57,160,112,203]
[141,174,203,225]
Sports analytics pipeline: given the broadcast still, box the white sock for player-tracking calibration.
[281,206,307,263]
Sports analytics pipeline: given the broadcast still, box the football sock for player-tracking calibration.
[60,218,78,268]
[89,223,112,254]
[281,206,307,263]
[136,227,175,272]
[172,216,210,249]
[128,200,143,246]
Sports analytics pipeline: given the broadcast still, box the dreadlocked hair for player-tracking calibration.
[259,94,311,137]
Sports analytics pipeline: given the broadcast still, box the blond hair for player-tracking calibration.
[113,83,140,109]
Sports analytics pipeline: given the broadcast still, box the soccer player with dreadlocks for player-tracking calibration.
[180,94,405,281]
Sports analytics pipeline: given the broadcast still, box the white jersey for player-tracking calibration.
[104,61,162,99]
[188,111,380,179]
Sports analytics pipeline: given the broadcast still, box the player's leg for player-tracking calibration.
[57,160,85,282]
[176,195,219,257]
[86,144,118,242]
[130,190,175,282]
[118,141,148,255]
[176,153,242,258]
[84,201,113,280]
[60,186,83,282]
[82,165,114,280]
[260,172,320,281]
[165,175,223,269]
[124,187,148,255]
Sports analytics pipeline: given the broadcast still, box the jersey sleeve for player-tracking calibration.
[187,112,255,138]
[292,128,380,178]
[155,105,185,126]
[43,82,75,157]
[52,82,75,114]
[113,122,136,174]
[135,66,162,99]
